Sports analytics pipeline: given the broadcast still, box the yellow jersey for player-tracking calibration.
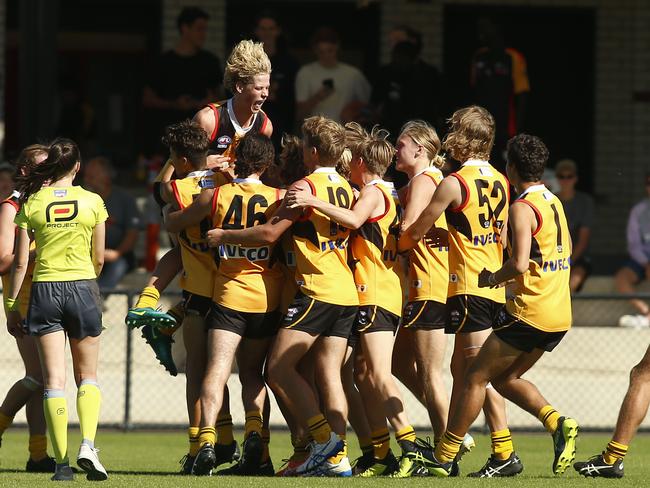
[445,160,509,302]
[350,180,403,316]
[1,191,33,316]
[407,167,449,304]
[506,185,572,332]
[170,170,230,297]
[15,186,107,282]
[291,167,358,306]
[212,178,283,313]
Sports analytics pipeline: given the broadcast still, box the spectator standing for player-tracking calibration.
[253,11,299,150]
[295,27,371,124]
[83,157,141,290]
[470,18,530,170]
[616,173,650,327]
[555,159,595,293]
[142,7,223,156]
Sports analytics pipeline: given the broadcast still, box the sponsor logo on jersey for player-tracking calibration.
[45,200,79,224]
[53,189,67,198]
[199,178,215,189]
[218,244,270,261]
[327,174,341,183]
[473,232,500,246]
[479,167,493,177]
[542,257,570,272]
[357,284,367,293]
[450,274,458,283]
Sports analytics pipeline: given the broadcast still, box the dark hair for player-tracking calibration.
[234,133,275,178]
[14,144,50,182]
[17,138,80,203]
[255,9,280,27]
[279,134,306,186]
[161,119,210,168]
[392,24,422,55]
[506,134,549,182]
[177,6,209,32]
[311,26,339,46]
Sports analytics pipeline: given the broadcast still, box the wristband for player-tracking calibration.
[4,297,19,312]
[488,273,498,287]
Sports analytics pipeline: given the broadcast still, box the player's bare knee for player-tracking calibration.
[630,361,650,384]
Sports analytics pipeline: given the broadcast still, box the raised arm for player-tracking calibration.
[165,188,214,234]
[285,183,381,230]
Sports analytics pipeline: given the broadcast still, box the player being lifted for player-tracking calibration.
[125,39,273,375]
[207,116,357,476]
[402,106,518,477]
[166,133,283,476]
[286,123,426,477]
[422,134,578,477]
[148,119,240,473]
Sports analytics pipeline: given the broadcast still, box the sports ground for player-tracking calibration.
[1,430,650,486]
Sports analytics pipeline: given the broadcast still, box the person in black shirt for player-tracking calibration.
[142,7,223,155]
[253,11,299,151]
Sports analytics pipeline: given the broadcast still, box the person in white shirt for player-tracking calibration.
[295,27,371,124]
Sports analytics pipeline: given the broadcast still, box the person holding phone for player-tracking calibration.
[296,27,371,123]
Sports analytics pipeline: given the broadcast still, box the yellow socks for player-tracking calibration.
[261,428,271,462]
[292,436,309,462]
[491,428,514,461]
[245,411,263,437]
[371,428,391,460]
[188,427,200,457]
[538,405,561,434]
[0,411,13,436]
[216,414,234,445]
[435,430,464,463]
[359,436,373,457]
[77,380,101,448]
[44,390,68,464]
[395,425,416,444]
[198,427,216,447]
[604,440,628,465]
[29,434,48,461]
[135,286,159,309]
[307,414,332,444]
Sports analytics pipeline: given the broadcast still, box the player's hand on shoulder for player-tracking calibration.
[285,187,315,209]
[206,155,232,171]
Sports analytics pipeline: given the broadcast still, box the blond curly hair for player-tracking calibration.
[443,106,495,163]
[223,40,272,93]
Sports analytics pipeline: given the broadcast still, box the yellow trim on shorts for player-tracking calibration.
[358,305,378,333]
[285,298,316,329]
[404,301,425,328]
[455,296,469,333]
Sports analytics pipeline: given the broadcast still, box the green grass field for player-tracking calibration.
[1,430,650,486]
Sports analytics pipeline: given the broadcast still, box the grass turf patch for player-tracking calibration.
[1,430,650,486]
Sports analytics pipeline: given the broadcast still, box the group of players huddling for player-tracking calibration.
[0,39,638,481]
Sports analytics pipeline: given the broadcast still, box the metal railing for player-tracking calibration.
[1,290,649,432]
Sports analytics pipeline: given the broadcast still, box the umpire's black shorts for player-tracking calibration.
[27,280,103,339]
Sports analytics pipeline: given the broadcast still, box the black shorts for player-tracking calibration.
[356,305,400,334]
[493,308,567,353]
[402,300,446,330]
[27,280,102,339]
[445,295,502,334]
[182,291,212,318]
[282,292,357,339]
[347,327,360,349]
[206,302,280,339]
